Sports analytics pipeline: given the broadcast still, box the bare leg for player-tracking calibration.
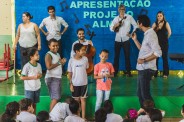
[33,103,36,114]
[50,99,58,112]
[81,98,86,119]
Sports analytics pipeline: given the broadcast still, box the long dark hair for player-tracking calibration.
[155,11,166,26]
[1,101,20,122]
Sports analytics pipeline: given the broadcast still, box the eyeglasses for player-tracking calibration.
[48,11,55,13]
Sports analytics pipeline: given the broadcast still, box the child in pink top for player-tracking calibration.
[94,49,115,111]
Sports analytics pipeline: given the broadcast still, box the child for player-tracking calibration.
[103,100,123,122]
[180,104,184,122]
[45,38,67,111]
[94,49,114,111]
[64,99,85,122]
[49,97,72,121]
[124,109,138,122]
[95,107,107,122]
[20,48,42,113]
[37,111,52,122]
[68,43,88,119]
[16,98,36,122]
[1,101,20,122]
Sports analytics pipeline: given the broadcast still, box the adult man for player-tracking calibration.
[39,6,68,58]
[110,4,137,77]
[70,28,93,58]
[131,15,162,107]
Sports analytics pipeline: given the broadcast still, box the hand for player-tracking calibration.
[126,33,131,38]
[44,32,49,36]
[115,23,120,27]
[37,73,42,78]
[38,45,41,50]
[105,73,110,78]
[138,108,145,115]
[13,45,17,51]
[60,58,67,65]
[58,32,63,35]
[131,32,137,41]
[137,58,144,64]
[88,41,93,46]
[70,84,74,92]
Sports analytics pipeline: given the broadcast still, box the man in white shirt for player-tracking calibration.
[39,5,68,58]
[110,4,137,77]
[131,15,162,107]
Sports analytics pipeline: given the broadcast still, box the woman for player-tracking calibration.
[13,12,41,69]
[152,11,171,78]
[1,101,20,122]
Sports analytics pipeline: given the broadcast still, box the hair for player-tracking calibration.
[143,99,155,109]
[48,38,59,46]
[156,11,166,22]
[77,28,85,34]
[1,101,20,122]
[182,104,184,113]
[103,100,113,114]
[118,4,125,9]
[23,12,33,19]
[47,5,55,12]
[137,15,150,27]
[73,43,84,53]
[149,108,162,122]
[126,109,138,120]
[95,107,107,122]
[123,118,134,122]
[65,96,74,104]
[28,48,38,58]
[37,111,50,122]
[100,49,109,54]
[19,98,33,111]
[69,99,79,114]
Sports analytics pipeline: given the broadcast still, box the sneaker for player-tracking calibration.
[163,75,168,78]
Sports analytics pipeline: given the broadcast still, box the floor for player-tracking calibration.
[0,70,184,120]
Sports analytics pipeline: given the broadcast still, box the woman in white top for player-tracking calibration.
[13,12,41,69]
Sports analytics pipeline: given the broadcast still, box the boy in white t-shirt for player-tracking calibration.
[16,98,36,122]
[64,99,85,122]
[20,48,42,113]
[49,97,72,121]
[68,43,89,119]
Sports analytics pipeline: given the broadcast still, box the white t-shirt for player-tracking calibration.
[50,102,72,121]
[16,111,36,122]
[136,115,151,122]
[180,119,184,122]
[64,115,85,122]
[45,51,62,78]
[70,40,93,58]
[105,113,123,122]
[21,62,42,91]
[67,56,89,86]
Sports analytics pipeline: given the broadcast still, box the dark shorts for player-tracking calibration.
[25,89,40,103]
[45,77,61,100]
[72,85,88,98]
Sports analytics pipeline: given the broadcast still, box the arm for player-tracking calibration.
[20,75,38,80]
[68,72,74,92]
[166,22,172,38]
[13,24,21,50]
[137,53,158,64]
[131,33,141,50]
[45,54,61,70]
[60,18,68,35]
[34,23,41,50]
[94,74,103,79]
[110,17,119,32]
[39,20,48,36]
[130,16,138,32]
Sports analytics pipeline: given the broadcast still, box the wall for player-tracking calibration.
[15,0,184,70]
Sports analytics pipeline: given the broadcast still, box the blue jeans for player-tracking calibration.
[95,90,110,111]
[137,69,155,107]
